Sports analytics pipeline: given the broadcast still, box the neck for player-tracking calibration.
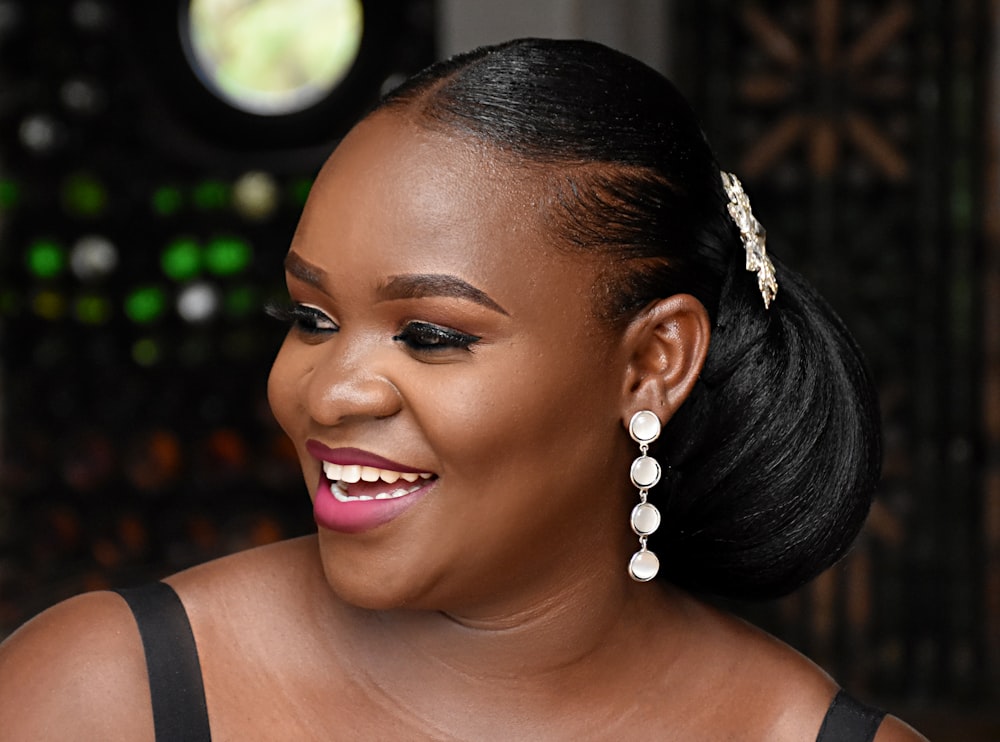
[338,558,679,685]
[302,542,692,739]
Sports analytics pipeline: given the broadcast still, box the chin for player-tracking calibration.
[316,535,434,612]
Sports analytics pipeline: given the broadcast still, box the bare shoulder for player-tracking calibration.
[875,715,931,742]
[668,595,838,740]
[0,589,152,741]
[164,534,322,612]
[672,596,929,741]
[0,538,320,740]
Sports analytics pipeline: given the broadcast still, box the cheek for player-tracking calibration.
[413,347,620,487]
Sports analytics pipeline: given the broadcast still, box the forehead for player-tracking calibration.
[290,111,602,315]
[309,111,531,245]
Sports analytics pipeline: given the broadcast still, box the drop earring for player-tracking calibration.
[627,410,662,582]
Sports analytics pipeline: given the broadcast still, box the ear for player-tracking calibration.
[619,294,711,426]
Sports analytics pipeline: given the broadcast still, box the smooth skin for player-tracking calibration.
[0,111,928,741]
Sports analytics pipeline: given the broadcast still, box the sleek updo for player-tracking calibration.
[375,38,881,600]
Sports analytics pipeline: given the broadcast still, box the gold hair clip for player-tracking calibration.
[721,172,778,309]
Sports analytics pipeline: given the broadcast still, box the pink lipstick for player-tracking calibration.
[306,441,428,472]
[306,440,437,534]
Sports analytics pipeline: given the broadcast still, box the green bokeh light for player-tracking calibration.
[132,337,162,366]
[125,286,168,324]
[62,173,107,217]
[205,236,252,275]
[26,239,66,278]
[0,179,19,209]
[224,285,257,318]
[75,294,112,324]
[289,177,313,207]
[161,238,203,281]
[153,186,184,216]
[193,180,230,210]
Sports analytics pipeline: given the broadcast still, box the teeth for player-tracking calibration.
[331,481,425,503]
[322,461,433,485]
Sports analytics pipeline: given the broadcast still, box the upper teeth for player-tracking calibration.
[323,462,434,484]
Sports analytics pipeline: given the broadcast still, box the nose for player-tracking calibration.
[300,342,403,428]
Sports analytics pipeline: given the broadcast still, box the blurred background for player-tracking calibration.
[0,1,995,738]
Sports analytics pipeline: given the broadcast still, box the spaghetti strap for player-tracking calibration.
[816,689,886,742]
[113,582,212,742]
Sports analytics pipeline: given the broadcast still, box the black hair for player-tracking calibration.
[375,38,881,600]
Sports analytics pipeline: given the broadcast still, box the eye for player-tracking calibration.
[393,321,480,353]
[265,301,338,336]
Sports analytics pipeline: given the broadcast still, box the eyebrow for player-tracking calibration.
[284,251,326,288]
[283,251,509,316]
[379,274,509,316]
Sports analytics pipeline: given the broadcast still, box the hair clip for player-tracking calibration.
[721,171,778,309]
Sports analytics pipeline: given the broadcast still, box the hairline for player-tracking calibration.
[367,101,670,328]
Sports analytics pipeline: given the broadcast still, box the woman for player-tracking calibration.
[0,39,926,740]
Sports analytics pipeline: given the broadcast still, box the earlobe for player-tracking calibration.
[620,293,711,426]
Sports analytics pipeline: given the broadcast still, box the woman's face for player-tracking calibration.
[267,111,636,616]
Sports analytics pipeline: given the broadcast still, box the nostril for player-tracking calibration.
[305,369,402,426]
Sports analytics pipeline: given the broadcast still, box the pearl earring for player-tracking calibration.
[627,410,662,582]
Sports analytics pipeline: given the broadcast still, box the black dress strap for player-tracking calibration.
[114,582,212,742]
[816,689,886,742]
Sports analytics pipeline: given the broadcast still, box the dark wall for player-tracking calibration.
[0,0,436,631]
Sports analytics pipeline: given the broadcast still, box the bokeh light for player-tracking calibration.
[161,237,202,281]
[177,281,220,323]
[74,294,112,324]
[233,170,279,220]
[193,179,229,210]
[62,172,108,217]
[70,234,118,280]
[124,286,168,324]
[185,0,364,116]
[205,236,252,275]
[26,239,66,278]
[0,178,19,209]
[152,185,184,216]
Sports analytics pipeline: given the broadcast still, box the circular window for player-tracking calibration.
[184,0,364,117]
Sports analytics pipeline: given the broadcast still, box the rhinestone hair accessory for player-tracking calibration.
[721,171,778,309]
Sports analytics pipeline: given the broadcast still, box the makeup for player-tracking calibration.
[307,441,437,534]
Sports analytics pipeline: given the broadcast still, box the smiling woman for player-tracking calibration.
[0,39,928,742]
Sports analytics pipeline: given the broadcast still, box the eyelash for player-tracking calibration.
[393,321,480,353]
[266,302,480,353]
[265,301,338,335]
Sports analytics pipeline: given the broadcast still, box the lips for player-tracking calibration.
[306,441,430,472]
[307,441,437,533]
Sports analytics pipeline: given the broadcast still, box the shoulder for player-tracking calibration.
[875,715,931,742]
[163,534,322,614]
[669,596,930,741]
[662,595,847,740]
[0,537,321,740]
[0,589,153,741]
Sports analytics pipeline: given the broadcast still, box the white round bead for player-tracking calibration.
[628,410,661,444]
[631,502,661,536]
[628,550,659,582]
[630,455,661,489]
